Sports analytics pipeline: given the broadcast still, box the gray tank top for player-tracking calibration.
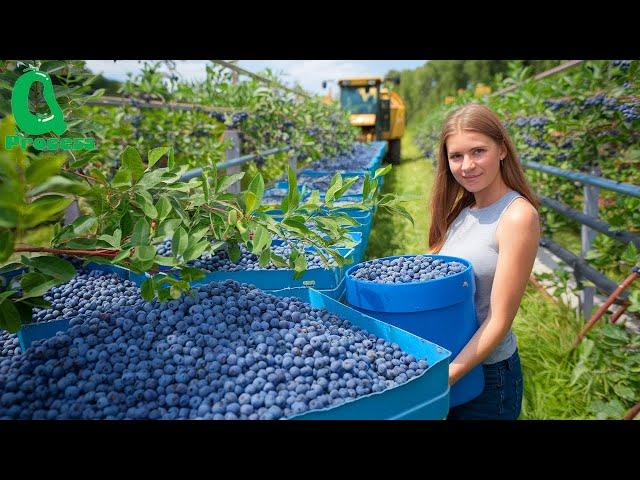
[438,190,523,365]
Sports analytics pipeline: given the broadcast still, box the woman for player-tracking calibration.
[428,103,541,420]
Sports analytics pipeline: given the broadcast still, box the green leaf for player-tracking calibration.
[374,164,392,179]
[25,154,67,185]
[217,173,245,193]
[590,399,626,419]
[137,169,167,190]
[0,207,19,228]
[259,249,271,267]
[16,296,51,309]
[270,252,288,268]
[248,173,265,207]
[172,227,189,257]
[287,166,299,210]
[0,290,17,305]
[28,175,90,197]
[148,147,170,169]
[122,146,145,183]
[69,215,96,236]
[363,174,372,199]
[169,285,182,299]
[178,267,206,282]
[157,219,182,238]
[183,240,210,262]
[97,229,121,248]
[202,172,211,204]
[156,196,172,221]
[227,243,241,262]
[334,176,359,199]
[135,193,158,219]
[600,324,629,342]
[140,278,154,301]
[252,225,272,254]
[112,248,132,263]
[134,245,156,262]
[111,167,132,188]
[244,191,258,215]
[19,277,61,300]
[23,195,73,229]
[20,272,48,294]
[131,218,150,246]
[621,242,639,264]
[325,174,343,203]
[0,300,20,333]
[613,384,636,402]
[0,228,14,263]
[29,256,75,282]
[153,255,178,267]
[168,147,175,169]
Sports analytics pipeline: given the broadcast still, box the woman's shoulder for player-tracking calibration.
[497,196,540,237]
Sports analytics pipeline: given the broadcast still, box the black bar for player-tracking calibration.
[539,237,630,302]
[539,196,640,249]
[525,161,640,198]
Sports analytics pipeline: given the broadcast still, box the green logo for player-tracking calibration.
[5,64,95,151]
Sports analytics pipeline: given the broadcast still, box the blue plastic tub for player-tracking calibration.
[270,287,451,419]
[343,254,484,408]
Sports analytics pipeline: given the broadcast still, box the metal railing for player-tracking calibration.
[524,159,640,316]
[86,95,240,113]
[179,142,311,184]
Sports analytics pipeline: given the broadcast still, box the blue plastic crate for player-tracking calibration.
[270,287,451,419]
[344,254,484,408]
[186,246,355,291]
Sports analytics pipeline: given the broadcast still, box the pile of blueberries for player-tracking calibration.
[305,143,380,173]
[297,174,365,197]
[0,278,428,420]
[156,240,337,272]
[262,188,291,205]
[0,331,20,358]
[31,270,145,325]
[350,256,467,284]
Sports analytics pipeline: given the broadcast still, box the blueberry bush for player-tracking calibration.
[413,60,640,314]
[0,60,412,333]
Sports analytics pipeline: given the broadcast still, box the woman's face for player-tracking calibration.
[445,130,506,193]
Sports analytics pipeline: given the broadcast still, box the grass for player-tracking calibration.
[365,130,600,419]
[513,285,594,419]
[366,130,435,260]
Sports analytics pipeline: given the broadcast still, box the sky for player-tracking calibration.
[84,60,427,96]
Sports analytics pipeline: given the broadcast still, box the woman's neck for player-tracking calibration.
[470,177,511,210]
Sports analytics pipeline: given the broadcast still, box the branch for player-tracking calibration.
[14,246,118,258]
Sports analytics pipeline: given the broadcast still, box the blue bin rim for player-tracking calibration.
[345,254,473,286]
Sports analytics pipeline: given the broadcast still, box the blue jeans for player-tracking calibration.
[446,349,523,420]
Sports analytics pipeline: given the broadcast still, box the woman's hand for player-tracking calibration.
[448,363,462,386]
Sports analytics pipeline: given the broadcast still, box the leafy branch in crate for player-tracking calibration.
[0,116,409,332]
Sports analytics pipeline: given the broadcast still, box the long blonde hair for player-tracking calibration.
[428,103,539,253]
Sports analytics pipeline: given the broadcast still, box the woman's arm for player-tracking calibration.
[448,200,540,385]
